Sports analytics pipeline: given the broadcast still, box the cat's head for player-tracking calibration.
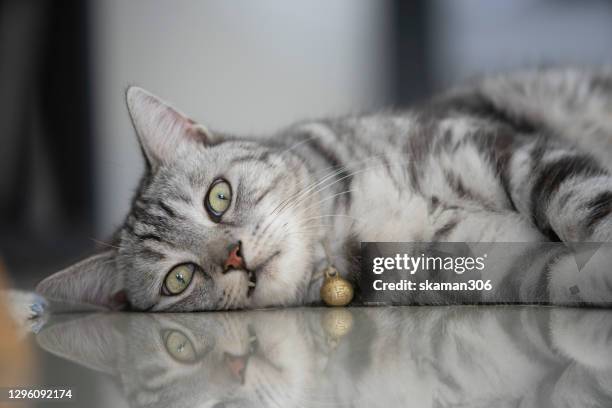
[37,311,325,408]
[37,87,320,311]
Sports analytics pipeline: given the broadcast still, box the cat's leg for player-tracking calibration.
[499,135,612,304]
[423,124,612,303]
[504,135,612,242]
[416,115,612,303]
[435,121,612,242]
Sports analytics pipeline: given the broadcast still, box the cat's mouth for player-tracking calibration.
[223,268,257,297]
[249,250,281,296]
[223,326,258,383]
[246,269,257,297]
[224,250,280,298]
[223,326,282,384]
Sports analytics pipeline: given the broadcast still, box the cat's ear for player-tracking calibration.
[36,251,126,310]
[126,86,214,170]
[37,314,122,374]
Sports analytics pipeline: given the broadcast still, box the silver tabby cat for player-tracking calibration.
[36,68,612,311]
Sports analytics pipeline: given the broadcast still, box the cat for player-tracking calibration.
[34,67,612,311]
[36,307,612,407]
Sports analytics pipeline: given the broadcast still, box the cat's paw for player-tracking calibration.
[3,290,48,335]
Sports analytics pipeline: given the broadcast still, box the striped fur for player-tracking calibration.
[37,67,612,310]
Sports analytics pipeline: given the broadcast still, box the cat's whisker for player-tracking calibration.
[276,134,318,156]
[272,154,385,216]
[280,162,391,216]
[295,222,332,228]
[272,165,349,215]
[90,238,121,250]
[271,153,389,217]
[272,165,344,211]
[275,167,353,216]
[258,220,330,243]
[283,157,414,215]
[296,189,358,213]
[288,224,331,233]
[298,214,359,226]
[281,223,331,238]
[284,232,321,239]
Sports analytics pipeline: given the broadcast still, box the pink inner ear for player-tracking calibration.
[127,86,215,167]
[185,123,211,143]
[109,290,129,311]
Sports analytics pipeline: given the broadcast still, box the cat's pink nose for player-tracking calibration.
[224,242,246,271]
[224,353,247,383]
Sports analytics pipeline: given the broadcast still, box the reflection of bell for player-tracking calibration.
[322,308,354,339]
[320,266,354,307]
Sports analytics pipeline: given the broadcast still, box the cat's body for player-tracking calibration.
[35,67,612,311]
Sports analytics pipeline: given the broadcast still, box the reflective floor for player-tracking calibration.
[20,307,612,407]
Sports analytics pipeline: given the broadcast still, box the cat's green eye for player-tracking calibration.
[163,263,195,295]
[205,179,232,220]
[163,330,196,363]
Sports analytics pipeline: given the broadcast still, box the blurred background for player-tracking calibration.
[2,0,612,289]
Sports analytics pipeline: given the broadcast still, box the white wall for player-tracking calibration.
[91,0,392,236]
[429,0,612,87]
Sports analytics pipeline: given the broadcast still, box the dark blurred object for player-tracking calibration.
[0,0,94,285]
[392,0,431,105]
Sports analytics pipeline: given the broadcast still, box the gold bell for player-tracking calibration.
[320,266,354,307]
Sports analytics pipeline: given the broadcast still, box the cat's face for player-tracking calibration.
[37,311,323,408]
[118,138,317,311]
[37,88,320,310]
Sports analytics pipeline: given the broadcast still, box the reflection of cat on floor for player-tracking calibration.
[37,307,612,408]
